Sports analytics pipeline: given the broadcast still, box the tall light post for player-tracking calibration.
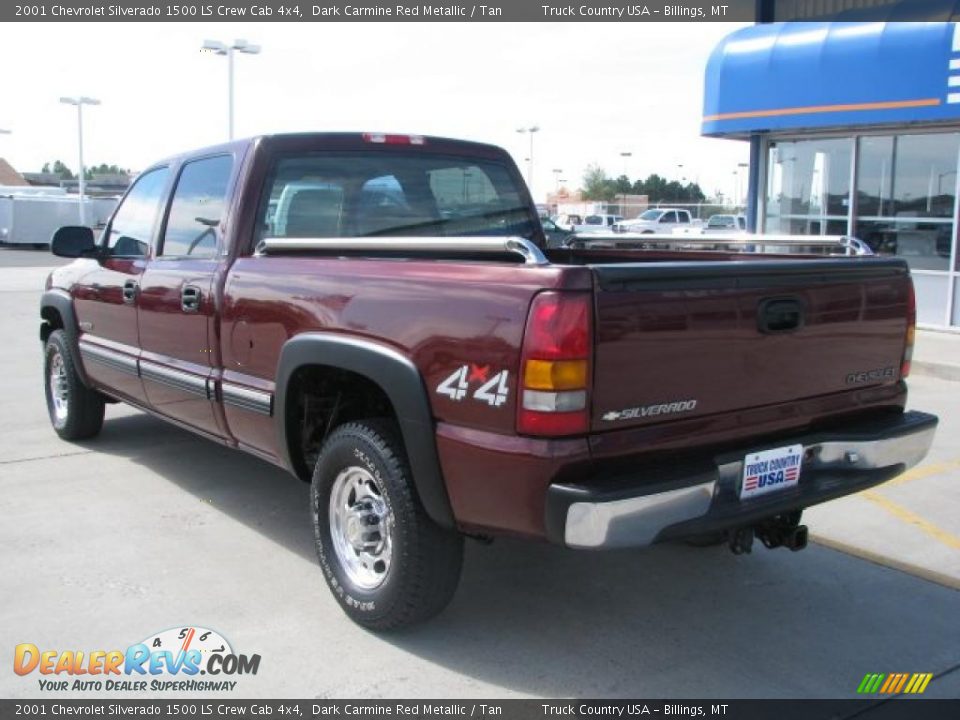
[619,152,633,215]
[552,168,563,192]
[203,38,261,141]
[516,125,539,194]
[737,162,749,211]
[59,97,100,226]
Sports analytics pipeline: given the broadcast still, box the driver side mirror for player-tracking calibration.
[51,226,97,258]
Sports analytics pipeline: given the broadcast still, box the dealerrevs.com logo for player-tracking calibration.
[14,626,261,693]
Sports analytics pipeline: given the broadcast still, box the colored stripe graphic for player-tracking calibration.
[704,97,941,122]
[857,673,933,694]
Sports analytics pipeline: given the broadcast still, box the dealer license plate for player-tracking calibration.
[740,444,803,500]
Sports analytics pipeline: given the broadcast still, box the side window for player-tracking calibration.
[677,212,690,224]
[159,155,234,257]
[104,167,170,257]
[660,211,677,224]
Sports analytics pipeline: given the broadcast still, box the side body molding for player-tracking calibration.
[39,289,91,386]
[275,333,455,529]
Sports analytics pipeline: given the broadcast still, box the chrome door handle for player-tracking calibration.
[181,285,202,312]
[122,280,138,304]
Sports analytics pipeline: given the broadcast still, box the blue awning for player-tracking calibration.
[702,22,960,138]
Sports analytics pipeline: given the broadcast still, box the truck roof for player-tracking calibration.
[147,132,511,170]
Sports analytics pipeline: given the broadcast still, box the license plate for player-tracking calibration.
[740,444,803,500]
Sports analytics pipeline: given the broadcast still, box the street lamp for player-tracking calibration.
[552,168,563,191]
[203,38,261,141]
[516,125,539,193]
[620,151,632,179]
[59,96,100,226]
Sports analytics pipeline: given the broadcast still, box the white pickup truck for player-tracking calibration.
[615,207,692,233]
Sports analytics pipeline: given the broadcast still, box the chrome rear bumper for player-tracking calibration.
[546,411,938,549]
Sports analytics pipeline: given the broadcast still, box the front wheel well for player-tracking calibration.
[40,306,64,343]
[285,365,398,482]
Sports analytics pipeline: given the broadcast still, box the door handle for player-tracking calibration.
[181,285,202,313]
[122,280,138,304]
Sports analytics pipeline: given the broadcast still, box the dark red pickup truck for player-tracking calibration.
[41,133,937,629]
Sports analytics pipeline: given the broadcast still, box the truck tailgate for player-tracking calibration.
[589,258,911,432]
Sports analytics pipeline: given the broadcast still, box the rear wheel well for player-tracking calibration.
[285,365,398,482]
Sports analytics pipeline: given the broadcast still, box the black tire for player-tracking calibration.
[44,329,105,440]
[311,420,463,630]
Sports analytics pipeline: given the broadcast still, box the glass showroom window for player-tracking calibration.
[854,133,958,273]
[764,138,851,235]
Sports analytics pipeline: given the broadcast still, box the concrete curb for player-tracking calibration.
[811,535,960,592]
[911,361,960,383]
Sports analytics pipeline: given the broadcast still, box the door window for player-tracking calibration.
[104,167,170,257]
[160,155,234,257]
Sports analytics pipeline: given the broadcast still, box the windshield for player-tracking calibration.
[708,215,734,227]
[638,210,663,221]
[258,152,537,240]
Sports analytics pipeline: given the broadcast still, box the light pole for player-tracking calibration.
[59,97,100,226]
[516,125,539,194]
[737,162,749,211]
[620,151,632,179]
[203,38,261,141]
[552,168,563,192]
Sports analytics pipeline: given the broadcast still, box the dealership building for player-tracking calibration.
[704,17,960,329]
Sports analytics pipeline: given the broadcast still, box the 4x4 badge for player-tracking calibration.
[436,365,509,407]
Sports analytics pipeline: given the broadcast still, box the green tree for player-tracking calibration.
[48,160,75,180]
[581,163,617,201]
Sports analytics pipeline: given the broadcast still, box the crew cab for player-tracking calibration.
[41,133,937,630]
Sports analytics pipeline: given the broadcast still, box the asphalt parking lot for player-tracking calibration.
[2,246,959,700]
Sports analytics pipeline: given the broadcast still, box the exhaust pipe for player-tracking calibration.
[784,525,808,552]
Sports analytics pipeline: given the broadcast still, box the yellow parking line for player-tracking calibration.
[884,458,960,488]
[862,490,960,550]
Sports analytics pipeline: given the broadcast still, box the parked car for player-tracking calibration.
[540,216,573,248]
[555,213,583,230]
[705,214,748,233]
[573,213,623,233]
[615,207,692,233]
[41,132,936,630]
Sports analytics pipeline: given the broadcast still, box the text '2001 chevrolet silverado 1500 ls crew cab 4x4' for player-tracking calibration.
[41,133,937,629]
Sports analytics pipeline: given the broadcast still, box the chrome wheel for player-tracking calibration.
[49,350,69,425]
[328,466,394,590]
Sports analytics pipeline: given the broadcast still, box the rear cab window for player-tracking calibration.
[258,152,537,242]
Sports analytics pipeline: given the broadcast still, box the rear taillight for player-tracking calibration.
[517,292,592,436]
[362,132,426,145]
[901,280,916,378]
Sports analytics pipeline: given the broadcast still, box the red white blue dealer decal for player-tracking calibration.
[740,444,803,500]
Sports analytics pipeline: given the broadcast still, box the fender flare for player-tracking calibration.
[275,333,455,529]
[40,289,92,387]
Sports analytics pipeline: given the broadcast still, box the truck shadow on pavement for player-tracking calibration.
[92,412,960,698]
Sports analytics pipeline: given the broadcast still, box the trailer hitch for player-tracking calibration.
[755,511,808,552]
[728,511,808,554]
